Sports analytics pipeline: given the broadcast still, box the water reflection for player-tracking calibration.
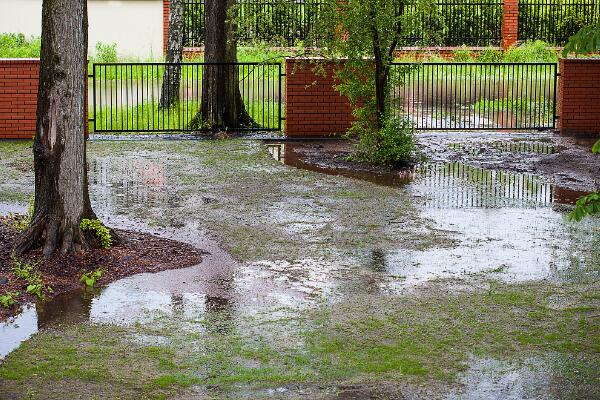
[89,157,180,215]
[267,142,584,208]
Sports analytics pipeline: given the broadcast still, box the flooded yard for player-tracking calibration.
[0,134,598,399]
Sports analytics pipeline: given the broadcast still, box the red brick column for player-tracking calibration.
[501,0,519,50]
[558,58,600,137]
[0,59,39,139]
[285,59,354,137]
[163,0,170,55]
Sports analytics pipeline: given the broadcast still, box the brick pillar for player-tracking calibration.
[501,0,519,50]
[558,58,600,137]
[285,59,354,137]
[163,0,170,55]
[0,59,39,139]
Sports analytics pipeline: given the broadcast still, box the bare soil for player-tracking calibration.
[0,218,204,321]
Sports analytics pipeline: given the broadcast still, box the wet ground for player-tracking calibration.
[0,134,599,399]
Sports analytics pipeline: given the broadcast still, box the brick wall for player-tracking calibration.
[0,59,39,140]
[558,58,600,137]
[285,59,354,137]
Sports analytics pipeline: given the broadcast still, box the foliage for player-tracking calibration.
[350,117,418,167]
[478,48,503,63]
[563,24,600,55]
[10,254,52,300]
[0,33,41,58]
[0,292,19,309]
[569,139,600,221]
[503,40,559,63]
[80,219,112,249]
[80,268,104,289]
[93,42,118,63]
[307,0,435,164]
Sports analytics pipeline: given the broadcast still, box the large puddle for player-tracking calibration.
[1,136,598,382]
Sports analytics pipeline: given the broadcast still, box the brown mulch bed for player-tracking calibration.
[0,217,204,322]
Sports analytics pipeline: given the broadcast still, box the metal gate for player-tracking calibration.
[90,62,284,133]
[391,62,558,130]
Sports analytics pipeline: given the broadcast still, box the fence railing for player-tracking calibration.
[182,0,595,48]
[183,0,501,47]
[184,0,323,47]
[90,62,283,133]
[403,1,502,46]
[518,0,599,45]
[390,62,558,130]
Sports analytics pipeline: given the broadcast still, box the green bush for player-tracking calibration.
[502,40,558,63]
[478,48,503,63]
[351,117,418,167]
[0,33,41,58]
[93,42,118,63]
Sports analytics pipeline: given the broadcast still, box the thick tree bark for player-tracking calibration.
[160,0,185,109]
[200,0,255,130]
[15,0,112,257]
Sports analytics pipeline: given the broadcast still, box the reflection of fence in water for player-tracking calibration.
[89,158,177,214]
[414,162,554,208]
[391,63,558,130]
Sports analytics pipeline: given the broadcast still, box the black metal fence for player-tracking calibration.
[90,62,283,133]
[184,0,323,47]
[182,0,596,48]
[403,0,502,46]
[518,0,599,45]
[390,62,558,130]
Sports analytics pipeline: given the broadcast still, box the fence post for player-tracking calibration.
[501,0,519,50]
[557,58,600,137]
[163,0,171,55]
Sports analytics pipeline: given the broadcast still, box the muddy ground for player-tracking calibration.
[266,132,599,193]
[0,133,599,399]
[0,220,204,321]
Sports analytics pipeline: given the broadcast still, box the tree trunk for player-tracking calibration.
[15,0,110,257]
[200,0,255,130]
[160,0,185,109]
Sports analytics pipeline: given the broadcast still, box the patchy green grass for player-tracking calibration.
[0,281,598,399]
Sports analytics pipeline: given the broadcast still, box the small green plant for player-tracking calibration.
[80,268,104,288]
[11,253,39,280]
[79,219,112,249]
[11,253,52,300]
[0,292,19,309]
[80,219,112,249]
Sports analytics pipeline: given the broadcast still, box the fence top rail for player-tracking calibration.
[391,62,559,66]
[91,62,283,67]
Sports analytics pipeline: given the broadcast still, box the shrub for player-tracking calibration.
[478,48,503,63]
[0,33,41,58]
[94,42,118,63]
[502,40,558,63]
[351,117,418,167]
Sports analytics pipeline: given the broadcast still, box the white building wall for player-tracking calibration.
[0,0,163,59]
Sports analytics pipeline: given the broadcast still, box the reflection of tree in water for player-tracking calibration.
[367,248,388,273]
[36,290,94,328]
